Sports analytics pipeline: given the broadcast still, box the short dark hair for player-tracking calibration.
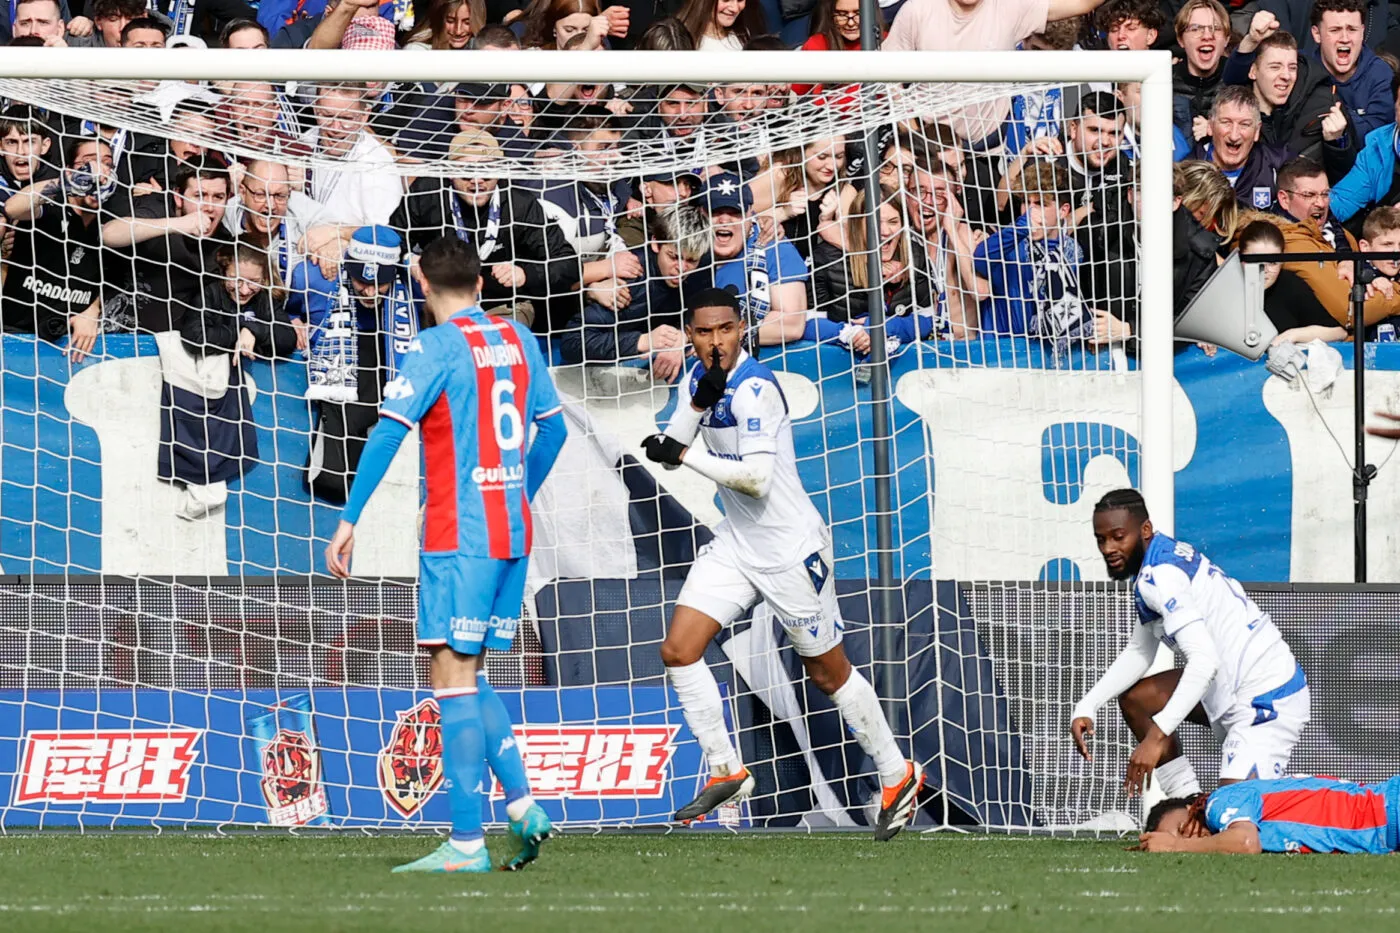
[121,16,169,41]
[1238,219,1285,252]
[1094,0,1163,33]
[419,235,482,291]
[65,135,112,168]
[220,18,269,47]
[1277,155,1326,192]
[1145,795,1201,832]
[94,0,147,19]
[1310,0,1365,27]
[564,110,619,141]
[173,156,229,196]
[1093,488,1149,522]
[683,287,743,325]
[470,24,520,49]
[1078,90,1124,122]
[0,104,53,143]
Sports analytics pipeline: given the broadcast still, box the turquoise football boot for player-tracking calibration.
[391,840,492,874]
[500,804,554,871]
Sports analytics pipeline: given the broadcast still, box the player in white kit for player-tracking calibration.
[640,288,923,840]
[1070,489,1311,800]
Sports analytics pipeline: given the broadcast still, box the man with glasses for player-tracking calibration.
[1276,155,1400,327]
[1173,0,1230,143]
[224,160,315,348]
[898,161,978,339]
[301,82,401,229]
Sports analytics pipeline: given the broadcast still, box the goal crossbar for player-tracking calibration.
[0,48,1172,86]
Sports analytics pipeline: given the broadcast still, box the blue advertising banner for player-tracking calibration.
[0,686,725,828]
[5,334,1400,582]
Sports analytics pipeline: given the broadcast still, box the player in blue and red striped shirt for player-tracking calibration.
[1138,775,1400,854]
[326,235,566,874]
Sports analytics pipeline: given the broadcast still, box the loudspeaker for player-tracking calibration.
[1174,250,1276,361]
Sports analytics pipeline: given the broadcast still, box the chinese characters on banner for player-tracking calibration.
[15,731,201,803]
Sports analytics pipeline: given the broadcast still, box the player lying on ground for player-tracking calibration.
[326,235,567,874]
[1070,489,1310,800]
[640,288,923,839]
[1138,775,1400,853]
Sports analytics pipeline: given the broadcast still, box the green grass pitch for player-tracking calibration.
[3,833,1396,933]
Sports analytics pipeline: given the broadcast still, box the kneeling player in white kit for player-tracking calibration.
[1071,489,1311,801]
[641,288,923,840]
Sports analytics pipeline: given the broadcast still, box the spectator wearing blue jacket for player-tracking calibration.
[1173,123,1194,161]
[972,160,1099,359]
[1328,108,1400,222]
[1311,0,1396,137]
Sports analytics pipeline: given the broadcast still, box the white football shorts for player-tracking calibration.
[675,537,843,658]
[1209,664,1311,782]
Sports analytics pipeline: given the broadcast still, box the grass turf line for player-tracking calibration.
[2,834,1397,933]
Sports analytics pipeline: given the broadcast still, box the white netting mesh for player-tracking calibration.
[0,62,1154,833]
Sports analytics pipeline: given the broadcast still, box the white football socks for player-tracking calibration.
[1153,756,1202,798]
[449,836,484,855]
[667,660,743,777]
[830,669,908,788]
[505,796,535,822]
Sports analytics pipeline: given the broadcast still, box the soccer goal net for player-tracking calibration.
[0,48,1173,833]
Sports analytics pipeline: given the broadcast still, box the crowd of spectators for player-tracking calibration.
[5,0,1400,505]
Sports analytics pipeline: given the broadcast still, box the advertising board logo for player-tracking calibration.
[378,698,445,817]
[375,705,679,808]
[257,728,328,826]
[15,730,201,804]
[511,726,680,799]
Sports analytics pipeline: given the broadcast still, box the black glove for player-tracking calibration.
[641,433,687,466]
[689,346,728,411]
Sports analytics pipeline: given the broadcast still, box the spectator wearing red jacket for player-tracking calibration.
[794,0,884,96]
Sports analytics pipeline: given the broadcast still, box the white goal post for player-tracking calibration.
[0,45,1177,525]
[0,48,1176,833]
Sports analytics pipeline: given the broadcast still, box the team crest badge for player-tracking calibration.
[379,698,445,817]
[1252,187,1272,209]
[258,728,327,825]
[244,693,329,826]
[70,246,85,265]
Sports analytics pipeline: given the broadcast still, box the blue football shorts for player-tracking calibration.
[417,553,528,656]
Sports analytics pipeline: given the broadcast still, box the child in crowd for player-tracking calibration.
[973,159,1095,360]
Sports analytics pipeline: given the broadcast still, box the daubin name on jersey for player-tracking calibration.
[471,340,525,370]
[689,352,827,573]
[1134,533,1297,718]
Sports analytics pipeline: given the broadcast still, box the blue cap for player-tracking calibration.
[345,225,402,285]
[698,172,752,215]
